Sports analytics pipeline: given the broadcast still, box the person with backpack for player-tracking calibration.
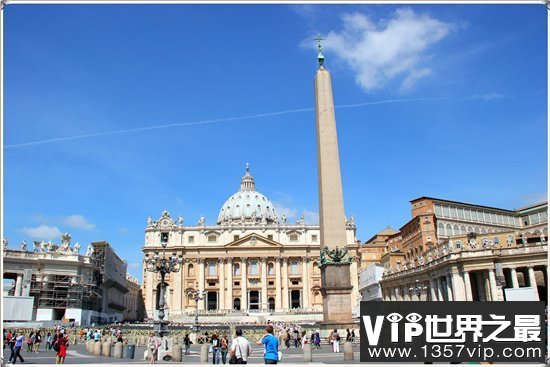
[258,325,280,364]
[54,332,69,364]
[220,335,229,364]
[26,332,34,353]
[229,328,251,364]
[330,329,340,353]
[183,333,191,355]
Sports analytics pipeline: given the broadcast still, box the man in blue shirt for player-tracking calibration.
[11,334,25,364]
[257,325,279,364]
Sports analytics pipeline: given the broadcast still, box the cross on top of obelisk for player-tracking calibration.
[314,34,325,67]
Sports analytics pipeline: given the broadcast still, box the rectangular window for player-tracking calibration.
[489,212,496,224]
[450,207,458,218]
[188,236,195,244]
[267,234,273,241]
[434,204,442,216]
[208,235,217,243]
[233,235,240,241]
[493,237,500,245]
[234,281,240,286]
[497,214,504,225]
[312,235,318,242]
[208,262,217,276]
[457,208,465,220]
[442,206,450,217]
[465,209,472,221]
[291,280,299,285]
[268,281,274,286]
[208,282,216,286]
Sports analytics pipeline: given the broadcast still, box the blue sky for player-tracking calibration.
[3,4,547,280]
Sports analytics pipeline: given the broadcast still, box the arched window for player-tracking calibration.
[268,297,275,310]
[267,262,275,275]
[233,298,241,310]
[438,223,445,235]
[290,259,299,274]
[460,225,466,234]
[188,264,195,277]
[453,225,459,235]
[234,263,240,276]
[446,224,452,236]
[250,260,259,275]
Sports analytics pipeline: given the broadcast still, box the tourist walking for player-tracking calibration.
[55,332,69,364]
[220,335,229,364]
[258,325,279,364]
[12,333,25,364]
[211,334,220,364]
[45,332,53,350]
[351,329,356,345]
[330,329,340,353]
[229,328,251,364]
[26,332,34,353]
[148,332,161,364]
[33,331,42,353]
[183,334,191,355]
[314,331,321,349]
[284,330,290,349]
[346,328,351,342]
[7,333,17,363]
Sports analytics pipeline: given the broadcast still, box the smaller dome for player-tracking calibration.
[217,165,278,225]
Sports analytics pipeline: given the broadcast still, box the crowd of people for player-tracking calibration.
[3,325,70,364]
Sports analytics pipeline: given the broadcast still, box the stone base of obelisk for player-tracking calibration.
[319,263,356,336]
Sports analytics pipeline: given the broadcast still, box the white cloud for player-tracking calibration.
[63,215,96,230]
[303,210,320,224]
[21,225,61,239]
[118,227,130,234]
[272,201,298,220]
[319,8,452,92]
[128,262,140,270]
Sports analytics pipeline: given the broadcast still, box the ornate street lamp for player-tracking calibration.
[409,280,427,299]
[144,239,183,337]
[187,282,206,333]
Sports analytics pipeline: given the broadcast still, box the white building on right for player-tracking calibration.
[359,263,384,302]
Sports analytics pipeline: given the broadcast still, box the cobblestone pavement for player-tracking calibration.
[2,342,360,364]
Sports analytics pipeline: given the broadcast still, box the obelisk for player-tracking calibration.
[314,36,353,328]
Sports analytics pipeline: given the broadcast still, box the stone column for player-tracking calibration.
[174,256,183,315]
[445,274,454,301]
[227,259,233,310]
[180,258,186,312]
[488,269,502,301]
[462,271,473,301]
[436,277,443,301]
[510,268,519,288]
[403,286,411,301]
[15,274,23,296]
[198,259,206,310]
[429,280,437,301]
[527,267,539,300]
[219,259,225,310]
[394,288,401,301]
[282,258,289,309]
[302,257,310,309]
[261,258,268,310]
[275,257,282,310]
[241,258,248,311]
[451,268,465,301]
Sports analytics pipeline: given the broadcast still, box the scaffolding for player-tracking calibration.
[29,273,101,310]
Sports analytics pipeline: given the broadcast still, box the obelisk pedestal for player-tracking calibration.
[320,263,353,329]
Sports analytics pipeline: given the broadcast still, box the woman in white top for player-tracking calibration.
[229,328,251,364]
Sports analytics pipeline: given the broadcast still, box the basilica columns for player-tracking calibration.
[510,268,519,288]
[227,259,233,309]
[14,274,23,297]
[198,259,206,310]
[275,258,282,310]
[219,259,225,310]
[527,267,539,300]
[463,271,473,301]
[261,259,268,309]
[241,258,248,311]
[302,257,310,308]
[282,258,289,309]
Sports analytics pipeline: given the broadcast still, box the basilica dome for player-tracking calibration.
[217,165,278,225]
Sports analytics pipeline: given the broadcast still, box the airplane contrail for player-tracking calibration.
[3,98,429,149]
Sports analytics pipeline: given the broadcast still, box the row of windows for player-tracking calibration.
[186,260,320,277]
[435,204,521,227]
[437,223,498,236]
[521,211,548,226]
[197,234,318,244]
